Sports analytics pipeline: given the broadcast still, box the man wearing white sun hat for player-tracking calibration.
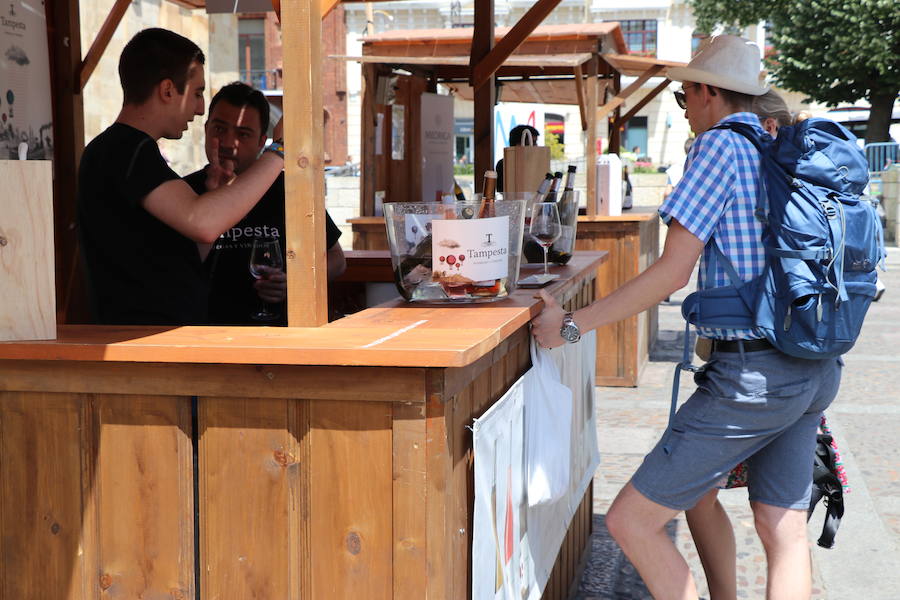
[532,35,841,598]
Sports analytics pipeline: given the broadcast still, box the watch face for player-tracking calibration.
[561,323,580,342]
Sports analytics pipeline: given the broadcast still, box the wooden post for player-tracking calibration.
[282,0,327,326]
[585,56,598,216]
[360,63,377,217]
[471,0,495,186]
[45,0,87,324]
[609,71,622,156]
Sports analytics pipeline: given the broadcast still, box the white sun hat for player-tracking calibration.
[668,35,769,96]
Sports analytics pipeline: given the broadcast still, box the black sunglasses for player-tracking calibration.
[674,84,699,110]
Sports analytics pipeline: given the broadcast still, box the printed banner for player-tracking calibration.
[0,0,53,160]
[473,331,599,600]
[420,92,454,202]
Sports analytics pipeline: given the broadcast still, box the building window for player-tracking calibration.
[621,20,657,57]
[238,18,268,90]
[691,31,710,57]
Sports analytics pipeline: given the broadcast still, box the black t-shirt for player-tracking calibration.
[77,123,209,325]
[183,169,342,326]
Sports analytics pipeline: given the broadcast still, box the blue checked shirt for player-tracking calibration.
[659,112,767,340]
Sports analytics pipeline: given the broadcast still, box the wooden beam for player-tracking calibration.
[282,0,328,327]
[46,0,88,324]
[613,78,671,130]
[608,71,622,156]
[470,0,562,90]
[319,0,338,18]
[78,0,130,92]
[585,56,598,216]
[573,65,587,131]
[596,64,662,122]
[471,0,495,182]
[360,63,378,217]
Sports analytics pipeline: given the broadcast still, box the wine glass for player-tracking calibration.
[529,202,561,277]
[249,236,284,321]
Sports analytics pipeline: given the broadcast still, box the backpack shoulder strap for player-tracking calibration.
[711,122,769,224]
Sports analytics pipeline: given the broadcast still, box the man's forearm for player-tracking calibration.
[196,153,284,238]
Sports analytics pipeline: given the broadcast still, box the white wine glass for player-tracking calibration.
[529,202,561,276]
[249,236,284,322]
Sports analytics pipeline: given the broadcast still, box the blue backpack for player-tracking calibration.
[680,117,885,360]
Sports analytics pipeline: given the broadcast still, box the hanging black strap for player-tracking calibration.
[807,434,844,549]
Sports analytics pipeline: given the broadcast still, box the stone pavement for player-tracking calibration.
[574,247,900,599]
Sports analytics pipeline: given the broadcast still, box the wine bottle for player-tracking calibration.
[544,171,563,203]
[550,165,578,265]
[453,179,467,202]
[532,172,554,204]
[471,170,503,296]
[477,170,497,219]
[523,173,555,263]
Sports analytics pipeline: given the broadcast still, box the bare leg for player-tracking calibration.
[606,482,700,600]
[751,501,811,600]
[685,489,737,600]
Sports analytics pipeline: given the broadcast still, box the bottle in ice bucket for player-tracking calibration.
[544,171,563,203]
[549,165,577,265]
[476,170,497,218]
[469,170,502,296]
[455,178,476,219]
[523,173,555,262]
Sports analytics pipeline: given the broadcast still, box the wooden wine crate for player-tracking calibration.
[0,160,56,341]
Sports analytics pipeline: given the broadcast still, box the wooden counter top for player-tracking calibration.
[0,252,606,368]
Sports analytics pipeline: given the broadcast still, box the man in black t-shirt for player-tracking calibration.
[184,82,345,326]
[77,29,284,325]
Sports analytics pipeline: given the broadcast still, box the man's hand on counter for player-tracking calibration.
[531,289,567,348]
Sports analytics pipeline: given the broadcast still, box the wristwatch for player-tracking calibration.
[560,312,581,343]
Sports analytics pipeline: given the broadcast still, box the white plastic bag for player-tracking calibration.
[525,338,573,506]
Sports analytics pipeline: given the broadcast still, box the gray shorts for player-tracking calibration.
[631,347,842,511]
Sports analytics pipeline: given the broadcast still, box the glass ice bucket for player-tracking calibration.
[383,198,526,303]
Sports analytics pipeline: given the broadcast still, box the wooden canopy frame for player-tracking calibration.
[346,22,685,218]
[46,0,681,329]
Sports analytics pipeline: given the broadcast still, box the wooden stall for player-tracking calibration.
[575,208,660,386]
[0,253,605,600]
[1,0,619,598]
[344,24,685,217]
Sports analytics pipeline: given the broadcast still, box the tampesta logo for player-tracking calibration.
[2,2,25,32]
[220,224,282,242]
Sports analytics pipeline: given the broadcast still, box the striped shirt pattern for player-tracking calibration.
[659,112,767,340]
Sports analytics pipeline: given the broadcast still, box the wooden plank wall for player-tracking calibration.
[0,161,56,342]
[0,314,595,599]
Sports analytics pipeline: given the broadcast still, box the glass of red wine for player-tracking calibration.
[529,202,562,276]
[249,236,284,321]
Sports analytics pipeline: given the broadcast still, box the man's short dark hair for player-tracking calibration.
[509,125,540,146]
[713,86,754,112]
[119,28,205,105]
[208,82,270,136]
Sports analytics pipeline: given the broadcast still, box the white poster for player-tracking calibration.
[432,215,509,283]
[473,331,599,600]
[0,0,53,160]
[473,377,531,600]
[420,92,454,202]
[493,104,545,166]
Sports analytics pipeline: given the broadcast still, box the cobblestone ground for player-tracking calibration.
[574,247,900,599]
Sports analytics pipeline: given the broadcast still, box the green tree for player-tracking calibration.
[690,0,900,143]
[544,131,566,160]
